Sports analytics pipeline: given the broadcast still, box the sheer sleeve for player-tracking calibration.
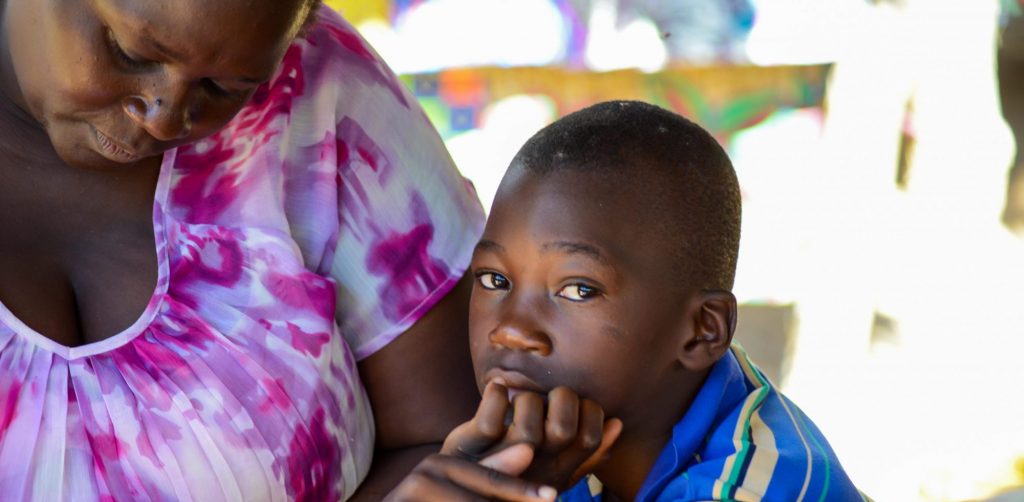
[283,9,485,360]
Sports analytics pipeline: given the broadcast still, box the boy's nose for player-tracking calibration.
[490,322,553,356]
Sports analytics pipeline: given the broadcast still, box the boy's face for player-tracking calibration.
[469,166,696,421]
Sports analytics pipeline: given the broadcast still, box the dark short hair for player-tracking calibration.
[300,0,326,30]
[511,100,741,290]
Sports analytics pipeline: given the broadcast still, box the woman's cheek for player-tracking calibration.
[45,12,125,108]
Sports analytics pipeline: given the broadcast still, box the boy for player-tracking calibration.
[389,101,864,501]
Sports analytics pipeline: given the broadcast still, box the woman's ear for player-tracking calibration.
[677,290,737,371]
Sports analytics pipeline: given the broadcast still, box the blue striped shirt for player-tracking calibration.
[559,346,866,502]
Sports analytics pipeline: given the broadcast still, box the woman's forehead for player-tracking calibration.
[99,0,307,47]
[98,0,306,75]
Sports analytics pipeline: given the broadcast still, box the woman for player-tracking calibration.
[0,0,506,499]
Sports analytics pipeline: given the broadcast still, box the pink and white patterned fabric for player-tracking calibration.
[0,7,484,501]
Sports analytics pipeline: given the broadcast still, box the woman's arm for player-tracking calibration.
[349,274,479,499]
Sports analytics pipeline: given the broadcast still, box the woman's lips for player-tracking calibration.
[92,127,142,163]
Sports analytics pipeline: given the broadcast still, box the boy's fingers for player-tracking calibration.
[574,399,606,454]
[442,422,489,459]
[441,382,510,458]
[508,391,545,447]
[479,442,535,475]
[571,417,623,484]
[475,381,512,438]
[417,454,557,502]
[542,386,580,454]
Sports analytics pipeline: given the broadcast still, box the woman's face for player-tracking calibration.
[2,0,309,170]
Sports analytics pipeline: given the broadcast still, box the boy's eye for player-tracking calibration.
[477,272,510,290]
[556,284,600,302]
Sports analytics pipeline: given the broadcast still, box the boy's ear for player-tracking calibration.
[677,290,737,371]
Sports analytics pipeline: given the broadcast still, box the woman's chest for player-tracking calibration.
[0,158,161,345]
[0,219,374,501]
[0,283,373,501]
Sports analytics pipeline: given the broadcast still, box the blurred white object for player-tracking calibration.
[730,107,825,305]
[779,1,1022,500]
[447,95,557,212]
[583,0,668,72]
[746,0,870,65]
[361,0,568,73]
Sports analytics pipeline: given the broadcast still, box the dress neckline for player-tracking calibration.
[0,148,175,360]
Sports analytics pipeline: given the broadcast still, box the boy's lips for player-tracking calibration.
[484,368,548,396]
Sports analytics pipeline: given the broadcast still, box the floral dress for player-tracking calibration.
[0,7,484,501]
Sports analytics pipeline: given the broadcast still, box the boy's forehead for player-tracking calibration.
[494,163,681,219]
[488,166,686,262]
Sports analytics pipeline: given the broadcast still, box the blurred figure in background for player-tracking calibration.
[781,0,1024,500]
[1000,1,1024,234]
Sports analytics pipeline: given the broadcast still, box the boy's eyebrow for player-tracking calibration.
[541,241,608,264]
[475,239,505,253]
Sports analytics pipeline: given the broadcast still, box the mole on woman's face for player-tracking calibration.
[2,0,309,170]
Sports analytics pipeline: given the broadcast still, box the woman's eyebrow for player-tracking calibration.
[144,36,184,61]
[138,31,270,84]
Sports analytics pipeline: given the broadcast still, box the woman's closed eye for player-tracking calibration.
[106,30,151,69]
[477,272,511,290]
[556,283,601,302]
[202,78,249,99]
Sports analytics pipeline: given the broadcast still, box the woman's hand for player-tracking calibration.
[443,382,622,491]
[385,445,556,502]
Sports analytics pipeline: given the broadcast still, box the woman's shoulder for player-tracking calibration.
[204,5,411,141]
[165,6,416,221]
[292,6,413,110]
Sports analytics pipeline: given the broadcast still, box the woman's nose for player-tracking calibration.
[123,89,193,142]
[489,313,553,356]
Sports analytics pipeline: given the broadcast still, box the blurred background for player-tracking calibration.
[325,1,1024,500]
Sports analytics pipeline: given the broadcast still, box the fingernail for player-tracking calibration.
[538,486,557,501]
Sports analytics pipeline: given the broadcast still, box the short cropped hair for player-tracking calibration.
[511,100,741,290]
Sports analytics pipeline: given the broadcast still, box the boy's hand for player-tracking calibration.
[514,386,622,489]
[442,382,622,490]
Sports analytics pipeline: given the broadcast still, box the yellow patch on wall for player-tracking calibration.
[324,0,391,25]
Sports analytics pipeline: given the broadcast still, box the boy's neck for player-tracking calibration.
[591,367,712,500]
[591,431,673,501]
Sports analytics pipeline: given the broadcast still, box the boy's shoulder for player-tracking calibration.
[561,346,866,502]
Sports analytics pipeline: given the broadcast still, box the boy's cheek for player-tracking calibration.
[466,346,490,393]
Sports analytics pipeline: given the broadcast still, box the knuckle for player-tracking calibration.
[418,454,446,472]
[512,427,542,445]
[580,430,602,450]
[476,419,505,439]
[547,423,574,444]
